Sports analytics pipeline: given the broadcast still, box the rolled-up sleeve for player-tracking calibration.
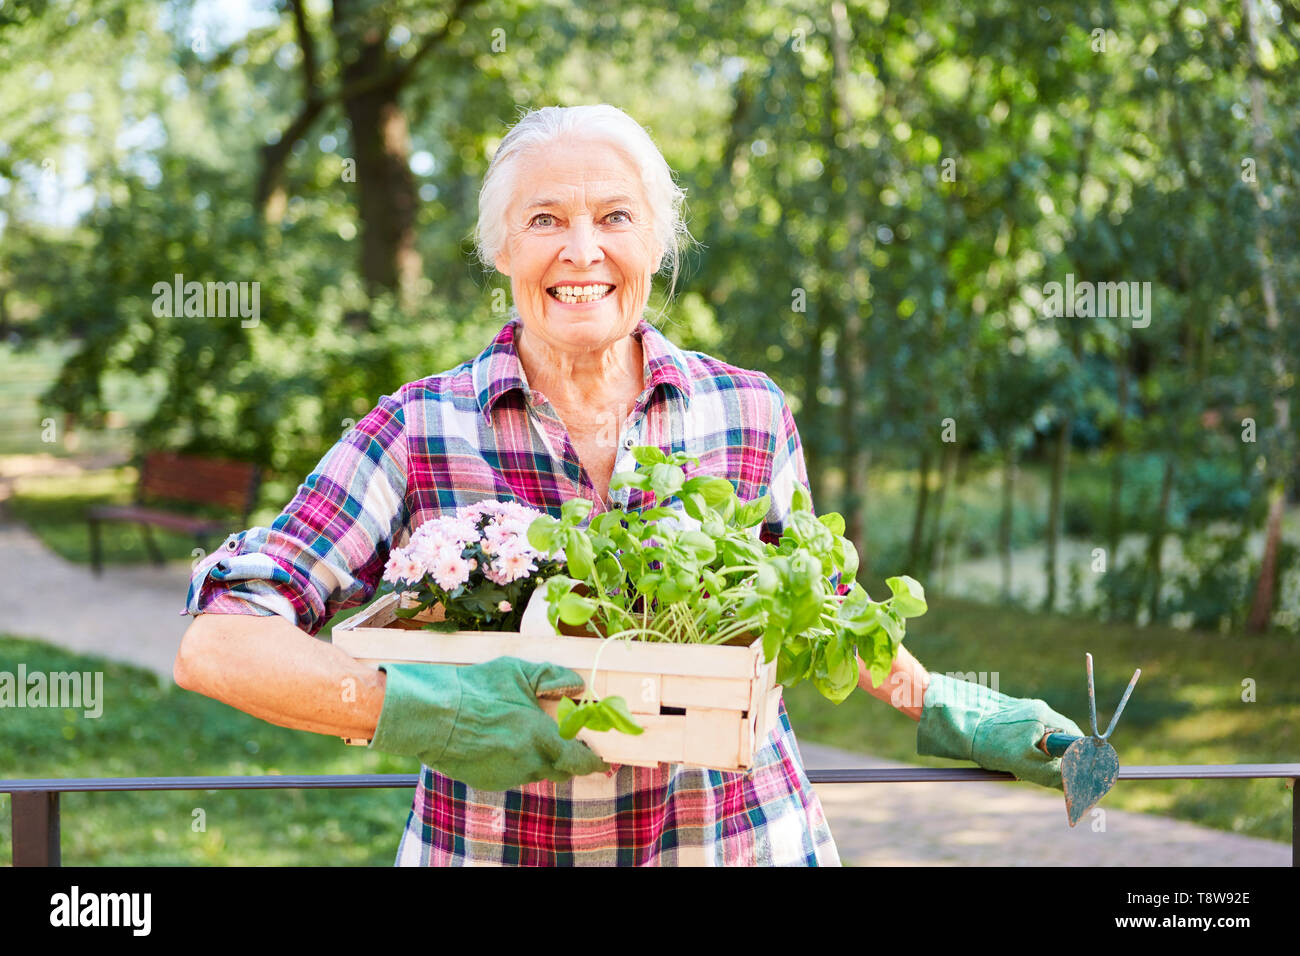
[180,391,409,637]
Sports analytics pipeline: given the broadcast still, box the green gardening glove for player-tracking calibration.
[368,657,609,791]
[916,672,1085,790]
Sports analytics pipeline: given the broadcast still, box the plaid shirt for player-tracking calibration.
[183,311,840,866]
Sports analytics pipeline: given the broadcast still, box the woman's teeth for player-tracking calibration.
[548,284,614,304]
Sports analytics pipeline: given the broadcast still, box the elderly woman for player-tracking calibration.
[174,104,1081,866]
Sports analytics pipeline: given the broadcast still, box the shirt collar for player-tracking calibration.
[474,312,694,425]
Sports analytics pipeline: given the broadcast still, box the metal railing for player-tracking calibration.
[4,763,1297,867]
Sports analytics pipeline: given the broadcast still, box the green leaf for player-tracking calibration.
[527,515,559,552]
[790,511,834,553]
[678,530,717,560]
[790,482,812,513]
[631,446,668,467]
[648,463,684,499]
[599,696,644,735]
[835,535,860,582]
[818,512,846,536]
[886,575,928,617]
[565,532,595,580]
[734,494,770,529]
[609,471,650,491]
[561,497,594,524]
[684,475,736,508]
[557,592,597,626]
[681,491,706,521]
[556,697,586,739]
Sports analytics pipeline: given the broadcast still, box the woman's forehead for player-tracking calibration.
[511,139,645,207]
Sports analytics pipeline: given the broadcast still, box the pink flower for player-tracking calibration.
[498,600,511,613]
[382,551,424,585]
[431,553,473,591]
[483,565,512,586]
[496,546,538,584]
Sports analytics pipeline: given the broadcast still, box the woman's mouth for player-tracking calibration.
[547,283,615,305]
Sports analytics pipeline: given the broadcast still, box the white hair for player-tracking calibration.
[473,104,694,302]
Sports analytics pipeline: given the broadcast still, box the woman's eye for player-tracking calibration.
[606,209,631,224]
[530,214,555,227]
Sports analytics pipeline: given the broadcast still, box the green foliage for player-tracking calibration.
[0,0,1295,632]
[529,447,927,734]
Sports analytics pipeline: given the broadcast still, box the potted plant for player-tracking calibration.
[379,499,564,632]
[525,447,928,741]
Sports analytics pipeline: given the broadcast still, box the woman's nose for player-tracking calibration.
[559,220,604,267]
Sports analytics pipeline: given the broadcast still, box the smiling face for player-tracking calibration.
[493,135,663,355]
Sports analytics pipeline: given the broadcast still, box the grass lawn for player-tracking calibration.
[782,595,1299,845]
[1,592,1294,865]
[0,634,417,866]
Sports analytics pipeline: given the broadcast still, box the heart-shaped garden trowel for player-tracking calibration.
[1037,653,1141,827]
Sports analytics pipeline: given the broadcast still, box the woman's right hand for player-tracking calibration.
[370,658,609,790]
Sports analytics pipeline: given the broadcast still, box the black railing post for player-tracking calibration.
[12,790,60,867]
[1292,778,1297,868]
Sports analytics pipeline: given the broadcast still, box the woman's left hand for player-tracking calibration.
[915,672,1085,790]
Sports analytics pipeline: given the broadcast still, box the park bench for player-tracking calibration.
[86,451,261,575]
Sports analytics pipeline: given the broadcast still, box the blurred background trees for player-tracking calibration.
[1,0,1296,633]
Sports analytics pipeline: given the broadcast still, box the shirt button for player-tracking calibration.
[622,436,634,450]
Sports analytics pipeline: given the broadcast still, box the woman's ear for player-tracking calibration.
[494,251,512,276]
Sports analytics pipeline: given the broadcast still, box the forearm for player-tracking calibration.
[173,611,387,739]
[857,644,931,721]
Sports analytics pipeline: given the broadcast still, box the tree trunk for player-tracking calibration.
[1000,442,1015,603]
[332,0,422,307]
[925,439,958,573]
[828,0,869,557]
[1107,343,1130,617]
[1248,487,1286,633]
[803,308,830,510]
[1146,455,1175,623]
[1243,0,1293,633]
[908,444,933,571]
[1043,418,1071,613]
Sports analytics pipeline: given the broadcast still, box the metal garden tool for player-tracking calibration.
[1037,653,1141,827]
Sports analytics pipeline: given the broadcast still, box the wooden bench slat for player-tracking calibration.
[88,505,230,535]
[139,452,258,511]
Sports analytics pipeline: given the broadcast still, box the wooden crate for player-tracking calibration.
[331,588,782,772]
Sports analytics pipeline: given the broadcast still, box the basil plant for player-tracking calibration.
[527,446,927,737]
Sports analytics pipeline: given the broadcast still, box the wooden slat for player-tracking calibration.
[761,685,783,738]
[139,451,257,511]
[660,674,751,711]
[684,707,744,770]
[592,671,661,715]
